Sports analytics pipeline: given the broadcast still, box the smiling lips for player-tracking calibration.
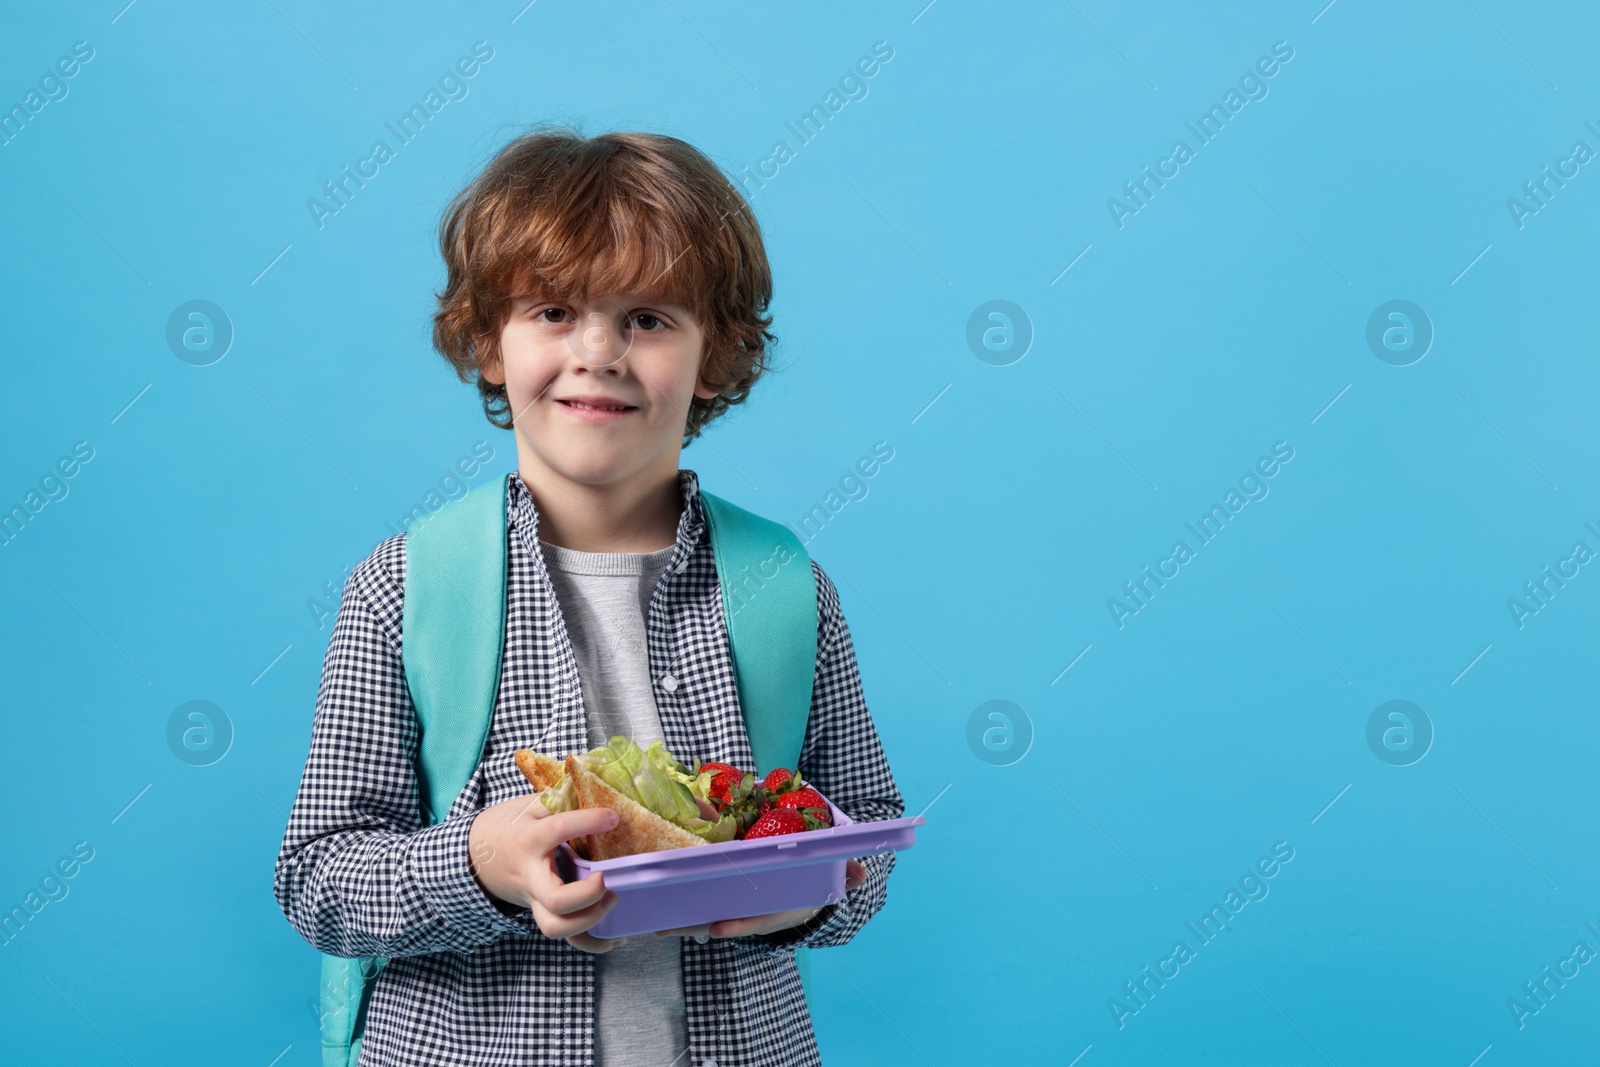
[555,394,639,423]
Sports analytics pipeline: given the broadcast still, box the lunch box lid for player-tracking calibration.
[562,795,925,891]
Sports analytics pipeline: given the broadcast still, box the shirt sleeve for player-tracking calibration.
[749,559,906,958]
[272,538,532,959]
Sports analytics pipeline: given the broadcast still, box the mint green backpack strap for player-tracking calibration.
[401,475,510,823]
[318,477,511,1067]
[698,490,817,775]
[319,956,383,1067]
[697,489,820,1004]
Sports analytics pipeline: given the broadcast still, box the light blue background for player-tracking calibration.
[2,1,1597,1064]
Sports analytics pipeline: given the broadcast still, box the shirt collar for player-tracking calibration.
[505,467,708,568]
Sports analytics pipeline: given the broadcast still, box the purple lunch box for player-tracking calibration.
[556,792,925,939]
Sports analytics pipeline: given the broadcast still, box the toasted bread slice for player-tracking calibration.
[514,749,566,792]
[512,749,590,857]
[565,753,705,860]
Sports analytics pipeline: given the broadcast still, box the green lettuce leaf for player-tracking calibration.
[536,775,576,814]
[582,736,644,801]
[644,741,695,784]
[685,812,738,843]
[571,736,743,843]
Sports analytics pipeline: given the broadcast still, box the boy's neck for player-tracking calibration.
[519,460,683,554]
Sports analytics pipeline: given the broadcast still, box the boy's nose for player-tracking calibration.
[571,312,630,368]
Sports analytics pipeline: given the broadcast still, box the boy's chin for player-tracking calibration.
[537,444,669,486]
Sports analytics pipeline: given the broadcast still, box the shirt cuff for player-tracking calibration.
[748,897,852,957]
[409,813,531,944]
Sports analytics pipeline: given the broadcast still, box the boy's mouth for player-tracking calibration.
[555,394,639,422]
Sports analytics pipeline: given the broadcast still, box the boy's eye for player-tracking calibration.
[531,308,664,330]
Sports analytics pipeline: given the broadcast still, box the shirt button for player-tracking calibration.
[673,557,689,575]
[694,934,709,944]
[659,673,678,693]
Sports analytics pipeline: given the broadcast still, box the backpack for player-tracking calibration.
[318,473,820,1067]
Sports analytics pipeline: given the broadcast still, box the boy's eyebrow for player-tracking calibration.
[573,282,670,302]
[516,291,690,311]
[617,292,687,309]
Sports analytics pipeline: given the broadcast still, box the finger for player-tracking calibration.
[523,808,617,886]
[844,859,867,889]
[532,867,609,916]
[710,908,814,938]
[565,931,630,954]
[539,806,620,846]
[651,923,713,938]
[507,794,554,825]
[532,890,618,939]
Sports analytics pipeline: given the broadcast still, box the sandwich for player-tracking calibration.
[515,735,834,861]
[514,736,738,860]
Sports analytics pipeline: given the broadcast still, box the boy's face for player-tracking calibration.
[482,291,719,489]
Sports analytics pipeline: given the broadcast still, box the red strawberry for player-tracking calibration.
[743,808,806,839]
[697,762,740,799]
[707,768,744,805]
[776,787,831,826]
[762,767,796,794]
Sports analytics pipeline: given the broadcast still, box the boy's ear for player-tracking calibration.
[480,343,505,386]
[692,348,720,401]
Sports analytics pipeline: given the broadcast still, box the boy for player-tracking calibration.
[273,127,906,1067]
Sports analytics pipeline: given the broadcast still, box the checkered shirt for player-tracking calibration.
[273,469,905,1066]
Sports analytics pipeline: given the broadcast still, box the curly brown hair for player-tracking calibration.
[431,125,777,445]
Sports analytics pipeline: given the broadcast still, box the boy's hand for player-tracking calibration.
[467,794,631,953]
[651,858,867,939]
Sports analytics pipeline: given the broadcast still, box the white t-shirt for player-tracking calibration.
[539,538,687,1067]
